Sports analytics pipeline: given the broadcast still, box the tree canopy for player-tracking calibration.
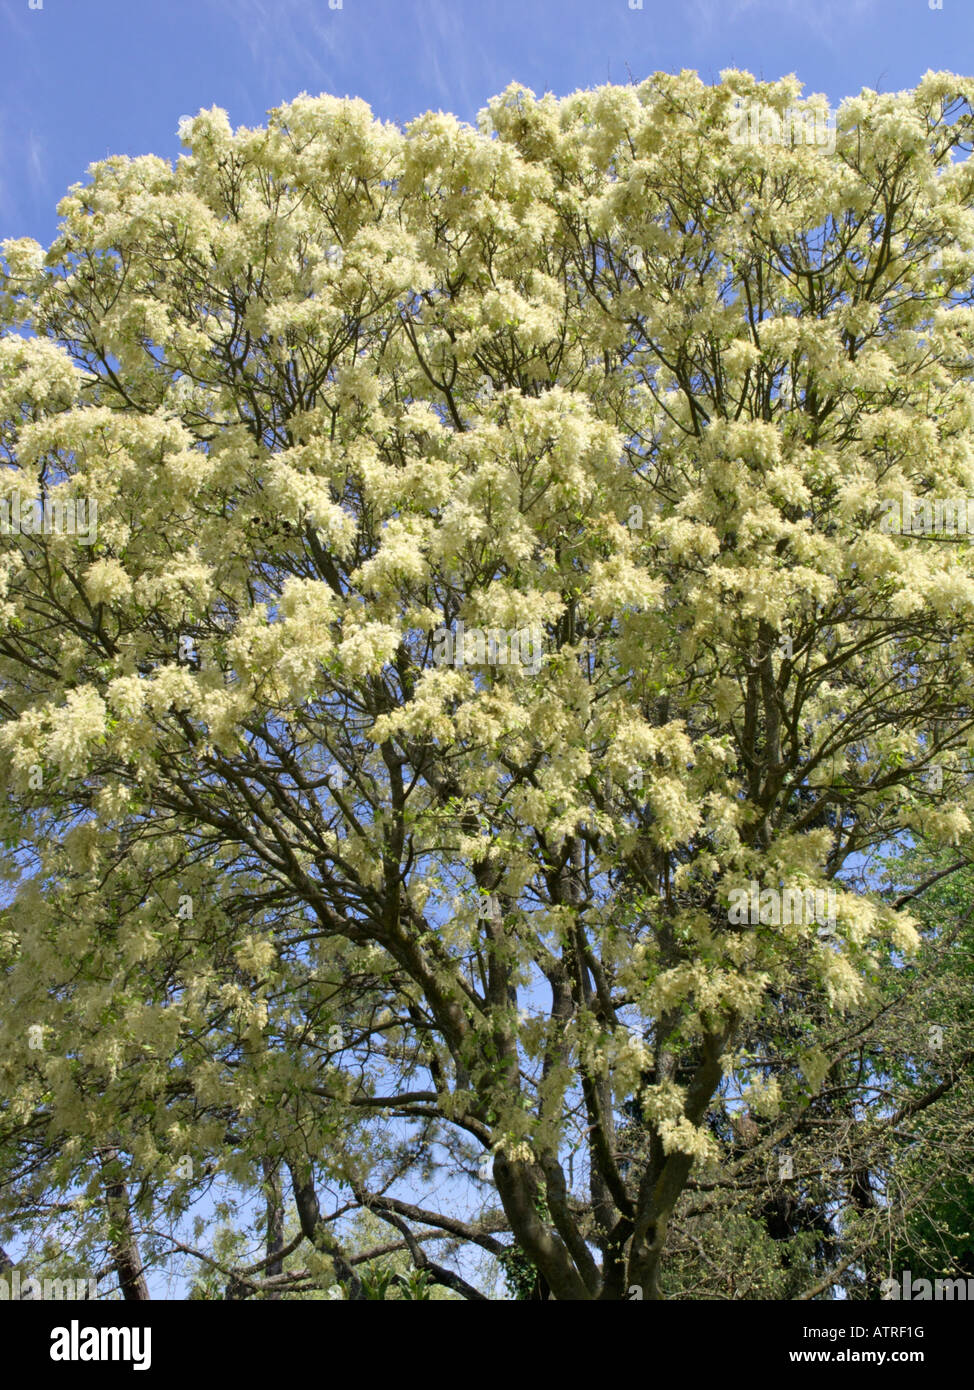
[2,69,974,1299]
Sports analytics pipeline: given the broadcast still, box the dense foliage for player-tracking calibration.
[2,69,974,1298]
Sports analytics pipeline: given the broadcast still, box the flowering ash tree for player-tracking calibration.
[1,70,974,1300]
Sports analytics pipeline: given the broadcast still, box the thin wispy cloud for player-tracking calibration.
[26,131,46,200]
[415,0,482,120]
[216,0,347,107]
[685,0,887,61]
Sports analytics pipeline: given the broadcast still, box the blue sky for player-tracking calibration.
[1,0,971,247]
